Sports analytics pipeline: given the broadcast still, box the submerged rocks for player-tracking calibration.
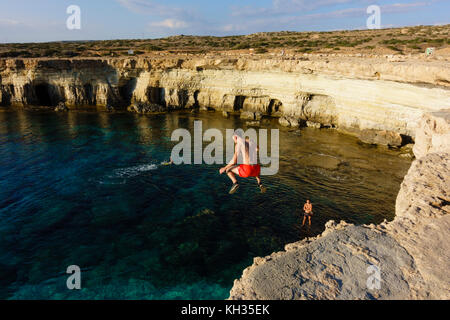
[127,103,165,114]
[240,111,256,120]
[399,143,415,159]
[240,111,263,121]
[279,116,300,127]
[358,129,403,147]
[54,102,68,112]
[306,121,321,129]
[245,121,260,127]
[278,117,290,127]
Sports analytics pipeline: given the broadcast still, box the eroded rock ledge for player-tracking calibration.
[1,56,450,146]
[229,110,450,300]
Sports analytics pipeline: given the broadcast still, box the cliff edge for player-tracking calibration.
[1,56,450,146]
[229,109,450,300]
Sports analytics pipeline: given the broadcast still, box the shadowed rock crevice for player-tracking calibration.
[118,78,137,107]
[34,83,57,106]
[268,99,282,115]
[177,89,189,108]
[146,86,165,106]
[83,83,96,106]
[0,84,14,106]
[192,90,200,109]
[233,95,245,111]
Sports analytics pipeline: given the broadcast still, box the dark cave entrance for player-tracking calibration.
[177,89,189,108]
[193,90,200,108]
[84,84,95,105]
[268,99,282,114]
[34,83,54,106]
[0,85,14,106]
[233,95,246,111]
[146,86,166,106]
[118,78,137,107]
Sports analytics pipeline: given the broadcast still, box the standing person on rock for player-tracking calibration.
[302,199,313,227]
[219,134,267,194]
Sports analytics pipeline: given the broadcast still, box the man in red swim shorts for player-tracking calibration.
[219,134,267,194]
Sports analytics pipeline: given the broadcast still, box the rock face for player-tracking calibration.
[279,116,300,127]
[1,56,450,145]
[413,109,450,158]
[127,102,166,114]
[229,221,416,300]
[54,102,68,112]
[229,109,450,300]
[388,152,450,298]
[358,129,403,147]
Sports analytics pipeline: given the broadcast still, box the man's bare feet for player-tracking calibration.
[259,184,267,194]
[229,183,239,194]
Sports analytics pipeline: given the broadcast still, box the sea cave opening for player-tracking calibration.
[118,78,137,107]
[34,83,54,106]
[83,84,95,105]
[268,99,282,114]
[233,95,246,111]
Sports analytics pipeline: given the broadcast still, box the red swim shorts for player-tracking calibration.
[238,164,261,178]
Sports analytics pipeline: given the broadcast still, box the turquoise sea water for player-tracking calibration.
[0,108,411,299]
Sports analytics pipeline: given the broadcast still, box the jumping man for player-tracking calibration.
[219,134,267,194]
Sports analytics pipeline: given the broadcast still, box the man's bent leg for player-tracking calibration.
[227,171,237,184]
[227,167,240,194]
[257,177,267,193]
[226,166,240,184]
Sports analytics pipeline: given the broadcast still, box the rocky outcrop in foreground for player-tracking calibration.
[229,110,450,300]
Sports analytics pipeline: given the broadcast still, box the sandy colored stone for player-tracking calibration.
[1,56,450,142]
[229,110,450,300]
[413,109,450,158]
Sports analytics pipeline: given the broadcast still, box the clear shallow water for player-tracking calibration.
[0,108,411,299]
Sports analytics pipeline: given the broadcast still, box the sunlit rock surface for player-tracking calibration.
[229,109,450,300]
[1,56,450,145]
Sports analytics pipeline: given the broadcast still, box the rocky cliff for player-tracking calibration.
[1,55,450,146]
[228,109,450,300]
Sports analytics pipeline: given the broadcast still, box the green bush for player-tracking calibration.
[146,45,164,51]
[43,49,59,56]
[387,45,403,53]
[233,42,251,50]
[297,47,312,53]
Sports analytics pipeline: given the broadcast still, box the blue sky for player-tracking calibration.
[0,0,448,43]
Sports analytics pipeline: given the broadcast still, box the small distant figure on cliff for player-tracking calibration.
[219,134,267,194]
[302,199,313,226]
